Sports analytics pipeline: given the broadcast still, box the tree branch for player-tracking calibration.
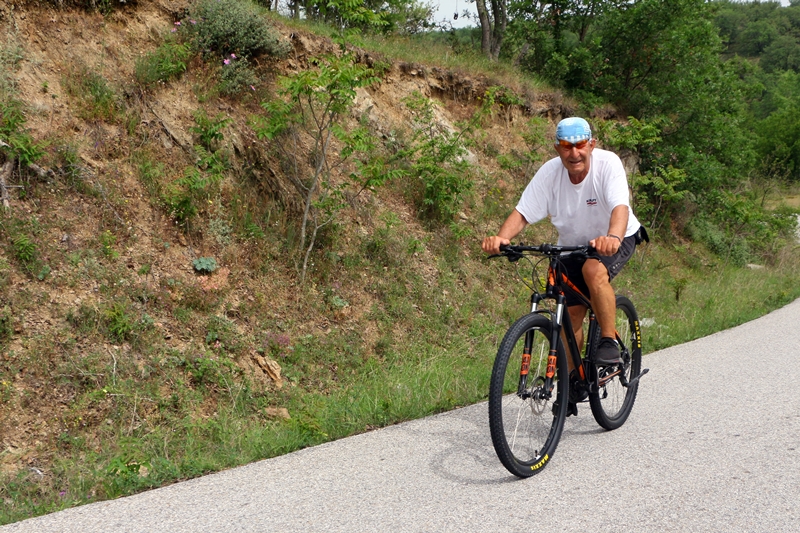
[0,159,12,208]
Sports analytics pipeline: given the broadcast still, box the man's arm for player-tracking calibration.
[482,209,528,255]
[589,204,629,256]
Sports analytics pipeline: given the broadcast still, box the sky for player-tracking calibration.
[432,0,796,28]
[431,0,478,29]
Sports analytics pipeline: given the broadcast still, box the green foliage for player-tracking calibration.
[133,151,165,199]
[99,230,118,259]
[192,257,219,274]
[714,0,797,59]
[164,165,224,228]
[0,306,12,345]
[103,302,135,343]
[254,53,383,281]
[761,35,800,73]
[219,56,259,96]
[632,166,689,228]
[158,115,231,229]
[753,71,800,181]
[0,99,45,166]
[185,0,290,59]
[594,116,663,152]
[6,229,49,280]
[135,39,192,86]
[398,92,473,223]
[190,110,231,151]
[63,66,119,122]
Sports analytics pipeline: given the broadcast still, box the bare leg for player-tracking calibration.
[582,259,615,339]
[564,304,587,374]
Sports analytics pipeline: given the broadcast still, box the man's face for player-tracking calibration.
[555,138,595,178]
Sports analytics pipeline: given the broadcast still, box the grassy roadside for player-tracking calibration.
[2,222,798,524]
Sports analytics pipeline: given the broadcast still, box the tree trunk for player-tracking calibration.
[489,0,507,60]
[476,0,507,61]
[475,0,493,60]
[0,159,12,209]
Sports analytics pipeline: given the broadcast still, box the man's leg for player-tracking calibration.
[582,259,620,364]
[582,259,616,338]
[564,304,587,374]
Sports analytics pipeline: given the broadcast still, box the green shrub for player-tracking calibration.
[218,56,259,96]
[134,40,192,86]
[189,110,231,150]
[99,230,119,259]
[0,99,45,166]
[399,92,473,223]
[133,151,164,199]
[0,306,12,345]
[185,0,290,59]
[192,257,218,274]
[63,67,119,122]
[103,302,134,343]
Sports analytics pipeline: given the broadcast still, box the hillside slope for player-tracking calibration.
[0,0,581,518]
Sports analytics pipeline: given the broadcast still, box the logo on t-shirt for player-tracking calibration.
[586,198,598,206]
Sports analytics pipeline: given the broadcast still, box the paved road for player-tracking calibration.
[4,300,800,532]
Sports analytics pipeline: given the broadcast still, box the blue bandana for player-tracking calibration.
[556,117,592,143]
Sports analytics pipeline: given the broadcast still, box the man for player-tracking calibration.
[482,117,644,366]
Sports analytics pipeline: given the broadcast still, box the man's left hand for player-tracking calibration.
[590,235,621,256]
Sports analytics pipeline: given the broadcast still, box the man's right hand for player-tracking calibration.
[482,236,510,255]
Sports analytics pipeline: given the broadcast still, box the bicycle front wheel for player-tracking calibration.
[488,313,568,478]
[589,296,643,430]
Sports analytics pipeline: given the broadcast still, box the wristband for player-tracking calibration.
[607,234,622,243]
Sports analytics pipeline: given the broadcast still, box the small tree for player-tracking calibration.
[254,54,392,282]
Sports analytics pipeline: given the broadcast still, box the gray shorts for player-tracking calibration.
[559,234,636,307]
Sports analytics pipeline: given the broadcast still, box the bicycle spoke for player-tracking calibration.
[489,314,567,477]
[589,296,642,430]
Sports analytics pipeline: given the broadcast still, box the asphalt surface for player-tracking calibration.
[3,299,800,532]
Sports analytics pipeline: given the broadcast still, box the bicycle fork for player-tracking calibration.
[517,295,569,401]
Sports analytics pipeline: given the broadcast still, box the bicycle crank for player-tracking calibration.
[622,367,650,388]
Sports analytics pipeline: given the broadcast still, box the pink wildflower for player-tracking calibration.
[250,85,256,91]
[174,21,181,25]
[224,59,230,65]
[231,53,237,59]
[171,28,177,33]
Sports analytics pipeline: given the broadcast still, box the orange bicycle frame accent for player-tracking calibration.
[520,352,531,375]
[545,350,557,378]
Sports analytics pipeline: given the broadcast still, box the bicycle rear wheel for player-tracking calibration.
[589,295,642,430]
[488,313,568,478]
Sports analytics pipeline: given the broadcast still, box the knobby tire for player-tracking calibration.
[588,295,643,430]
[488,313,568,478]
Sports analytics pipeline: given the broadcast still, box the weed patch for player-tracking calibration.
[135,39,192,87]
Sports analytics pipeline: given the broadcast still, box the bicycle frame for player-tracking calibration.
[489,243,648,477]
[521,252,587,397]
[515,245,625,399]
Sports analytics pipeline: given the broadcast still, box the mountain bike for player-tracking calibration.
[487,243,648,478]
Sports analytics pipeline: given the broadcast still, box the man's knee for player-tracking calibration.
[568,305,587,327]
[582,259,609,288]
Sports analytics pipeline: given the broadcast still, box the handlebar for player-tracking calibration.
[489,243,592,262]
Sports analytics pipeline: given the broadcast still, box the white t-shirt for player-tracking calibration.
[515,148,640,246]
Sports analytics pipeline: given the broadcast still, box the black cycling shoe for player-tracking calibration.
[594,337,622,365]
[552,400,578,417]
[569,371,589,403]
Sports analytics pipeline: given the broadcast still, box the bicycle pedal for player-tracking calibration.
[624,368,650,388]
[567,402,578,417]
